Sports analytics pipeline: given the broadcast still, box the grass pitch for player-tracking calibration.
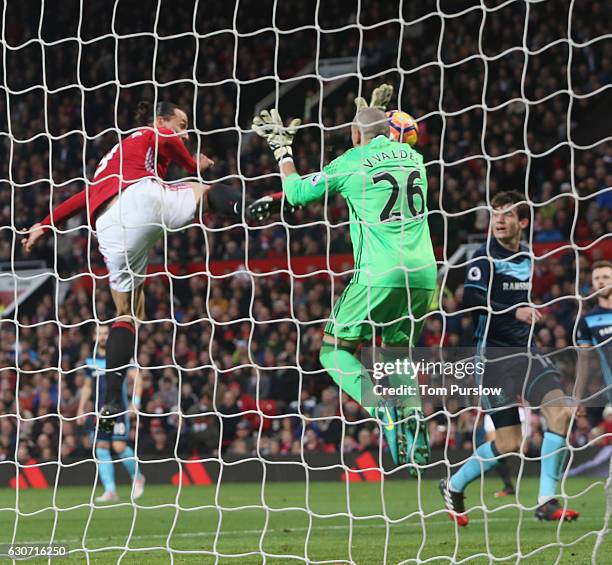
[0,476,609,564]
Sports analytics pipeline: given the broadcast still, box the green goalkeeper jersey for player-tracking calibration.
[283,135,437,289]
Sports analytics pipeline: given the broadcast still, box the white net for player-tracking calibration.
[1,0,611,563]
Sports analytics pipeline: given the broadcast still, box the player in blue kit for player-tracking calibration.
[439,191,579,525]
[77,325,145,503]
[576,260,612,404]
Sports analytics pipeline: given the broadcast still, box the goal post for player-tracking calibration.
[1,0,611,563]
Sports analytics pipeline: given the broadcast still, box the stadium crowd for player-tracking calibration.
[0,0,610,466]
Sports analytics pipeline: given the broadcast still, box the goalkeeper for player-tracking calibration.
[252,86,437,468]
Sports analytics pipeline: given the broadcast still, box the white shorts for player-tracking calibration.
[483,406,531,437]
[96,179,196,292]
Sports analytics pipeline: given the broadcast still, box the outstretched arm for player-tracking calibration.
[128,367,142,413]
[157,129,214,176]
[575,347,591,403]
[280,159,298,179]
[77,377,93,426]
[22,189,88,253]
[252,109,342,207]
[574,316,594,404]
[282,165,343,207]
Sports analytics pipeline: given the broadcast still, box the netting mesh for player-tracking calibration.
[1,0,611,562]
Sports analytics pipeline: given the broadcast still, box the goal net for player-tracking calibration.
[1,0,611,563]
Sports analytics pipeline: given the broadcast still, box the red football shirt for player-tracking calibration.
[40,127,198,228]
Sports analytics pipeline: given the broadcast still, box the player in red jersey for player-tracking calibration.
[22,101,257,429]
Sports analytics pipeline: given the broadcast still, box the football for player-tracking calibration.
[386,110,419,146]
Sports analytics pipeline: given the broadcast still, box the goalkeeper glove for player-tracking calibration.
[252,109,301,163]
[354,83,394,112]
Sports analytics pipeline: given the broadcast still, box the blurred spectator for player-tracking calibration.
[141,421,175,459]
[569,405,612,477]
[357,428,376,452]
[185,393,220,456]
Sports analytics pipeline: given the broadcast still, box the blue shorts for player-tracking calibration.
[479,352,562,412]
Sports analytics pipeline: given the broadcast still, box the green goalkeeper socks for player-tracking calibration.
[380,348,423,410]
[319,343,370,407]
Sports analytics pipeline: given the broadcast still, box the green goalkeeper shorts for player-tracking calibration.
[324,282,434,346]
